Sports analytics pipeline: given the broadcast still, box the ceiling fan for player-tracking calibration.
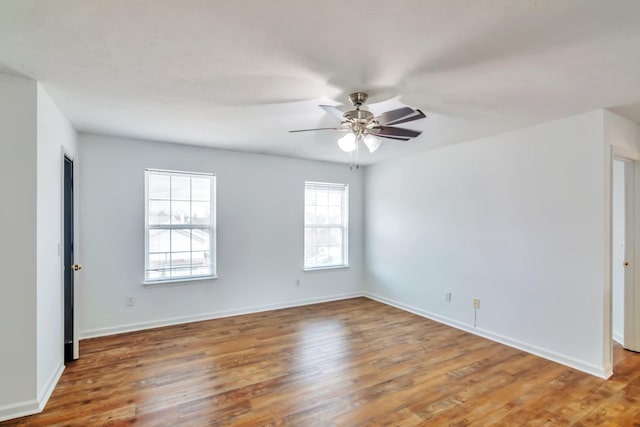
[289,92,426,157]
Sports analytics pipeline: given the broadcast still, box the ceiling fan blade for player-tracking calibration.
[371,126,422,139]
[319,105,346,120]
[375,107,416,126]
[376,135,411,141]
[288,127,343,133]
[385,109,427,126]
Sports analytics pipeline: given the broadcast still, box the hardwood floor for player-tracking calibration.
[3,297,640,426]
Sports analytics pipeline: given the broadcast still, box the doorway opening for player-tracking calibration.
[63,155,75,363]
[611,156,639,369]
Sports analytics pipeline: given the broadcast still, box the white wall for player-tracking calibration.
[0,74,38,418]
[364,111,610,377]
[0,76,78,422]
[606,110,640,161]
[36,85,77,400]
[78,134,363,337]
[612,159,625,344]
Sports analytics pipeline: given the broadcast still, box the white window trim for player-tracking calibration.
[303,181,349,271]
[143,169,217,285]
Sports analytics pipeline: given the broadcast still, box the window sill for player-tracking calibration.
[143,275,217,287]
[304,265,349,272]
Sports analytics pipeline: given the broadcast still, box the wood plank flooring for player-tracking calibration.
[3,297,640,426]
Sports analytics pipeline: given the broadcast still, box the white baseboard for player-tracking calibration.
[364,292,610,379]
[0,398,39,423]
[0,364,64,423]
[80,292,364,339]
[613,331,624,345]
[37,364,64,411]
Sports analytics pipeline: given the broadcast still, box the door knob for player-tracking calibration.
[624,261,629,267]
[72,264,83,271]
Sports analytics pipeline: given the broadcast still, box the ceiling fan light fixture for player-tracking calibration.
[289,92,427,168]
[363,134,381,153]
[338,132,357,152]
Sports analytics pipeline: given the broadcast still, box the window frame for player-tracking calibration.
[303,181,349,271]
[144,169,217,285]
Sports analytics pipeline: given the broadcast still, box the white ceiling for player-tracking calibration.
[1,0,640,164]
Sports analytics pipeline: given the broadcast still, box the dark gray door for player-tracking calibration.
[64,156,74,363]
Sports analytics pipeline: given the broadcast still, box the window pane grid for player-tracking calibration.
[304,182,348,269]
[146,170,215,282]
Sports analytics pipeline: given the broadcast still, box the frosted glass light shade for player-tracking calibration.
[338,132,357,152]
[363,135,381,153]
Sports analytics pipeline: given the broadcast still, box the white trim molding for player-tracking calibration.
[80,292,363,339]
[0,364,64,423]
[0,398,39,423]
[613,331,624,346]
[37,364,64,411]
[365,292,611,379]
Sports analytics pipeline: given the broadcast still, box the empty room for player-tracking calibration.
[2,1,640,425]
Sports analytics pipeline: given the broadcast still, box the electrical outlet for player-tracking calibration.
[473,298,480,309]
[126,297,134,307]
[445,292,452,302]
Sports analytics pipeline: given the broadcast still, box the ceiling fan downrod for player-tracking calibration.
[344,92,374,123]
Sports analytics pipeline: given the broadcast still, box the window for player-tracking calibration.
[145,169,216,283]
[304,181,348,270]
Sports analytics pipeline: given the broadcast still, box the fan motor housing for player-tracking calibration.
[344,109,374,122]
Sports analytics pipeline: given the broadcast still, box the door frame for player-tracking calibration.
[61,147,80,360]
[625,158,640,352]
[609,149,640,369]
